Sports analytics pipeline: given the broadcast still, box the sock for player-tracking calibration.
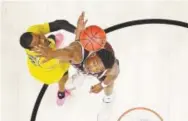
[58,91,65,99]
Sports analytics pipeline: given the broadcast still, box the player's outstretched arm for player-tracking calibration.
[33,43,79,63]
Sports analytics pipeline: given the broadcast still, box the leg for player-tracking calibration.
[58,71,68,92]
[98,83,115,120]
[103,60,120,103]
[57,71,70,106]
[103,83,115,103]
[104,83,114,96]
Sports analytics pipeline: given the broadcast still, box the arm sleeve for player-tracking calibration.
[49,20,76,33]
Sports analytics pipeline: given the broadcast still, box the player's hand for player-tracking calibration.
[90,83,103,94]
[39,34,48,45]
[77,12,88,32]
[33,45,53,62]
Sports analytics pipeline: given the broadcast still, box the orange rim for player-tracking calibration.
[117,107,163,121]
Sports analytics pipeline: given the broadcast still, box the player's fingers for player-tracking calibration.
[84,19,88,25]
[79,12,84,20]
[33,46,41,53]
[89,86,94,93]
[35,54,43,58]
[38,44,47,49]
[41,58,48,63]
[81,11,85,17]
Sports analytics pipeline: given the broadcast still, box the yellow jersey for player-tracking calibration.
[26,23,70,84]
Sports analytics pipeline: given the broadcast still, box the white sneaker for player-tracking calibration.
[103,94,114,103]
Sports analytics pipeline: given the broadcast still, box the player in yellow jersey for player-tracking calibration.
[19,20,76,106]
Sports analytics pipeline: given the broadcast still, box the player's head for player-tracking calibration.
[85,49,115,74]
[20,32,47,50]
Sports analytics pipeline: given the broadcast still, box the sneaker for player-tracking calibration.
[103,94,114,103]
[56,89,71,106]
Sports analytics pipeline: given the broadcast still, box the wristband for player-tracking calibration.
[101,82,108,88]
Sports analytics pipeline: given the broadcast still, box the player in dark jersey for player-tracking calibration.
[34,12,120,103]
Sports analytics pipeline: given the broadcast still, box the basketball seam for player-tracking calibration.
[83,30,103,47]
[83,30,95,41]
[90,27,105,47]
[91,37,103,47]
[90,26,100,36]
[90,26,106,39]
[93,36,106,39]
[85,27,104,40]
[91,27,101,36]
[84,41,90,50]
[83,31,95,51]
[90,27,106,48]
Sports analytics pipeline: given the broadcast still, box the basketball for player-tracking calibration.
[79,25,106,51]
